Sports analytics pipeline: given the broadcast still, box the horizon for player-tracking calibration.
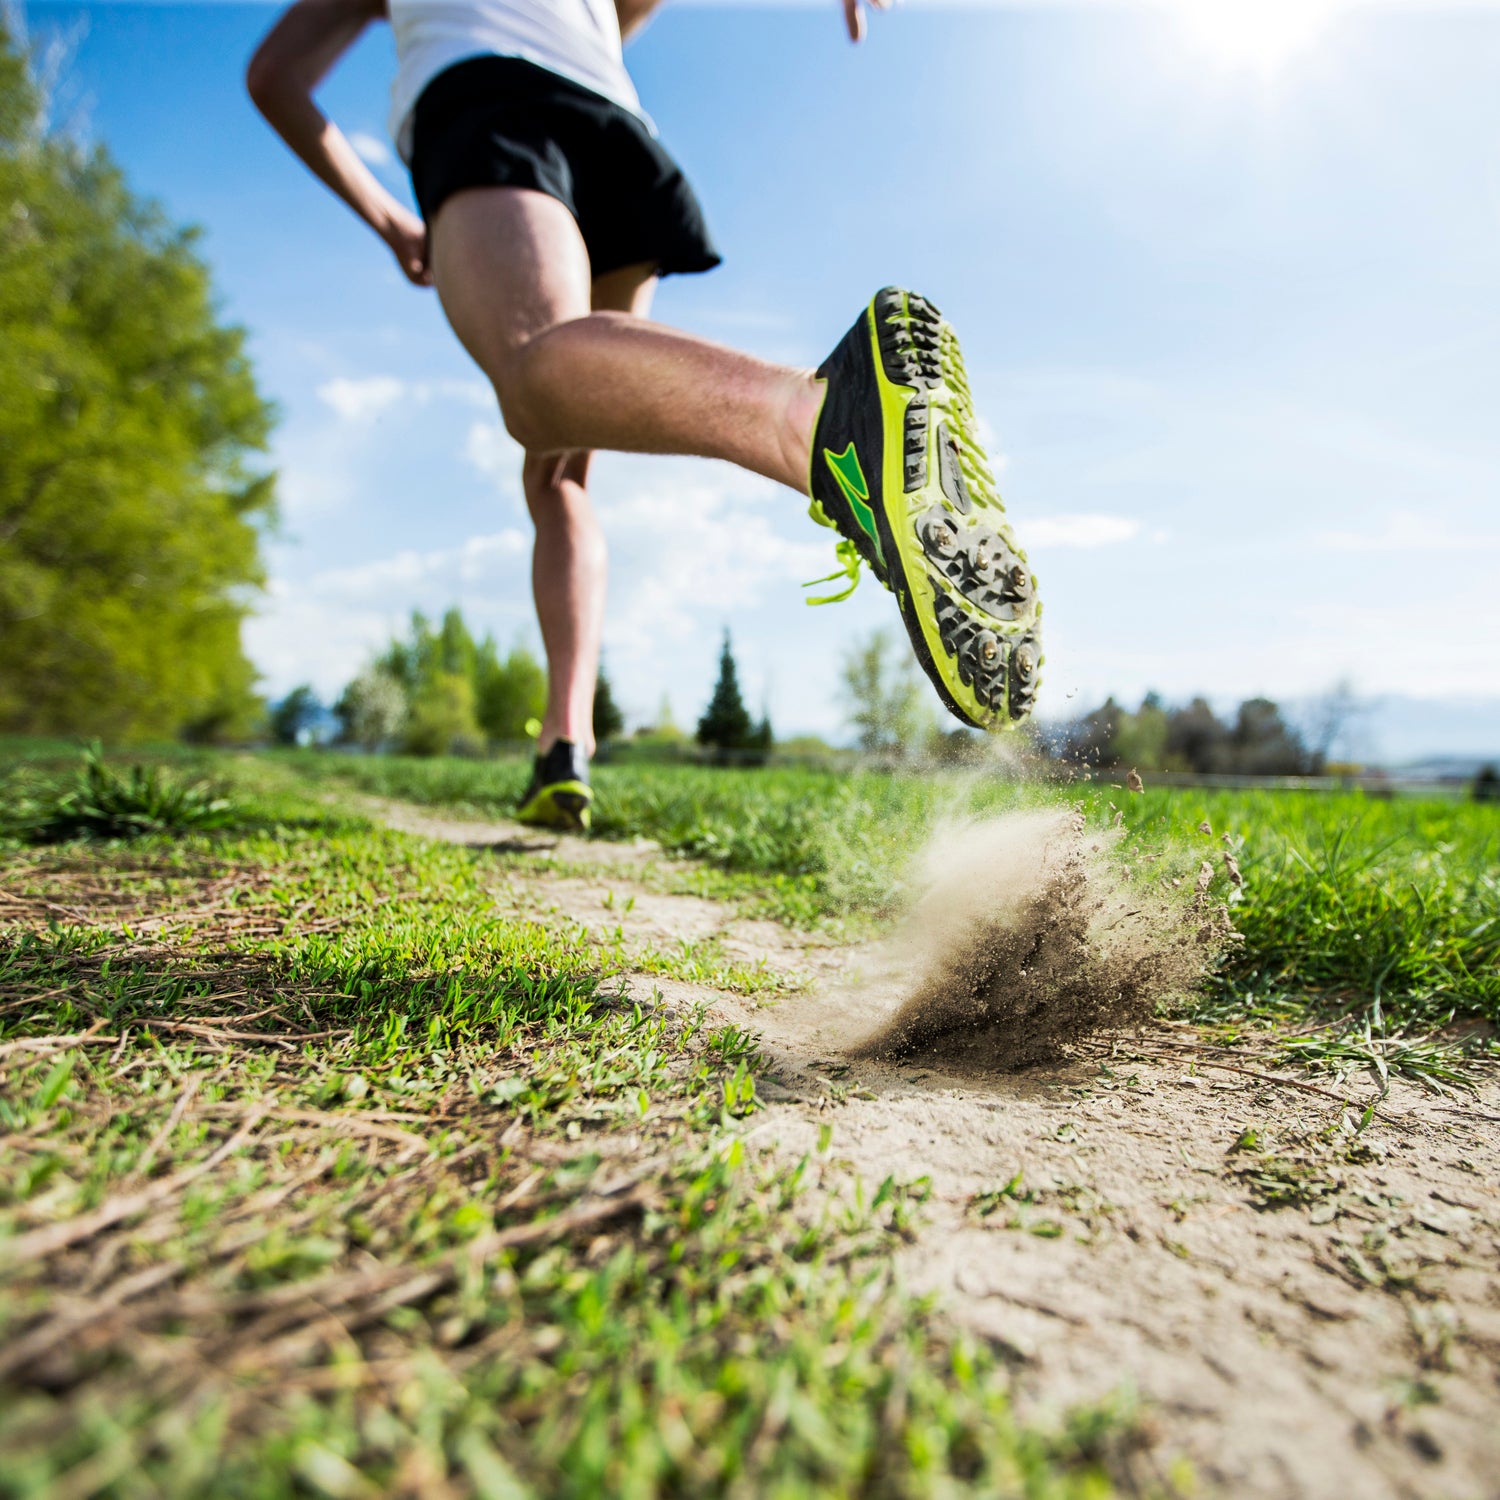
[14,0,1500,761]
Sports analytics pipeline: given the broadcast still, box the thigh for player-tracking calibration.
[428,186,593,389]
[591,260,657,318]
[529,262,660,494]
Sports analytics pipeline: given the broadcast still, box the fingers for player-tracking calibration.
[400,249,431,286]
[843,0,865,43]
[401,228,433,287]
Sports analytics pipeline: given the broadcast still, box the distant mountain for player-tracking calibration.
[1391,756,1495,782]
[1357,695,1500,768]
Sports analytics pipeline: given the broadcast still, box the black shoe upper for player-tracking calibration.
[519,738,590,805]
[811,305,891,583]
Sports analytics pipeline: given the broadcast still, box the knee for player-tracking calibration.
[522,450,597,523]
[522,451,566,505]
[485,337,550,451]
[496,378,548,454]
[496,320,599,453]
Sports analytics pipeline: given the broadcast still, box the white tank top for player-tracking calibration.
[387,0,645,164]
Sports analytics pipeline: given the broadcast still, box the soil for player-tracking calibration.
[377,799,1500,1500]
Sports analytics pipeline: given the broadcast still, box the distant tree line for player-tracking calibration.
[0,21,275,742]
[827,630,1351,776]
[276,619,782,763]
[1051,692,1318,775]
[273,607,624,756]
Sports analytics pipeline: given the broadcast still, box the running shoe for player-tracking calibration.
[805,287,1042,730]
[515,738,592,831]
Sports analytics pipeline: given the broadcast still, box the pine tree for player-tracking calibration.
[696,631,754,756]
[593,663,624,743]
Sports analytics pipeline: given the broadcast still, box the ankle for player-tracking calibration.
[538,725,595,760]
[774,371,822,494]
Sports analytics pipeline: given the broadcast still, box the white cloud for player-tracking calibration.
[348,130,393,169]
[245,532,535,698]
[594,455,830,659]
[1314,511,1500,553]
[318,375,406,423]
[465,418,522,480]
[316,375,495,425]
[242,580,393,700]
[316,531,529,602]
[1023,513,1142,548]
[434,378,497,411]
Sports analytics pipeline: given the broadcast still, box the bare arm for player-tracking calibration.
[614,0,665,44]
[246,0,430,286]
[840,0,891,44]
[614,0,888,47]
[615,0,885,45]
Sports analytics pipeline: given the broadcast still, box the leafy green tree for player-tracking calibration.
[1164,697,1229,773]
[335,666,405,750]
[1067,696,1122,767]
[376,612,439,699]
[1112,692,1169,771]
[269,685,320,746]
[841,630,927,758]
[697,631,754,756]
[370,610,545,749]
[0,21,275,741]
[1229,697,1310,776]
[436,607,478,683]
[403,671,483,756]
[475,639,546,743]
[593,663,625,743]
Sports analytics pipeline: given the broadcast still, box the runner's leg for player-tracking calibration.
[523,261,657,755]
[429,188,821,489]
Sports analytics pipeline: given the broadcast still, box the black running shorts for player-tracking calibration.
[409,55,722,279]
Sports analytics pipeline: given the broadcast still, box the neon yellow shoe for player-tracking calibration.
[515,739,592,831]
[805,287,1042,729]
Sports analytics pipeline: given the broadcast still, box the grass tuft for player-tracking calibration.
[2,745,239,844]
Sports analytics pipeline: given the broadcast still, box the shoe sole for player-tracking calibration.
[862,289,1042,730]
[515,782,592,832]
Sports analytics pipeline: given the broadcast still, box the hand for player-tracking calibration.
[841,0,890,43]
[382,207,432,287]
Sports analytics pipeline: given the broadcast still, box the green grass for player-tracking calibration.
[0,763,1138,1497]
[0,744,238,842]
[277,748,1500,1034]
[3,738,1494,1493]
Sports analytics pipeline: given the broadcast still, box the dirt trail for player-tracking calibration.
[378,800,1500,1500]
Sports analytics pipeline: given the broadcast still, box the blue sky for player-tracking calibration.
[17,0,1500,758]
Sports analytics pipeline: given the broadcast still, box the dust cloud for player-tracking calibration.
[851,808,1233,1072]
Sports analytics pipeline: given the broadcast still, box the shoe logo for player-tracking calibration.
[823,443,884,564]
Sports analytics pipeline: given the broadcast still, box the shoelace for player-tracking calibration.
[802,303,1004,610]
[940,327,1003,506]
[802,537,865,606]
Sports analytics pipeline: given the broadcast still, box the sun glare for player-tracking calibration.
[1167,0,1347,73]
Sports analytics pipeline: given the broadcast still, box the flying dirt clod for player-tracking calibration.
[852,809,1236,1071]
